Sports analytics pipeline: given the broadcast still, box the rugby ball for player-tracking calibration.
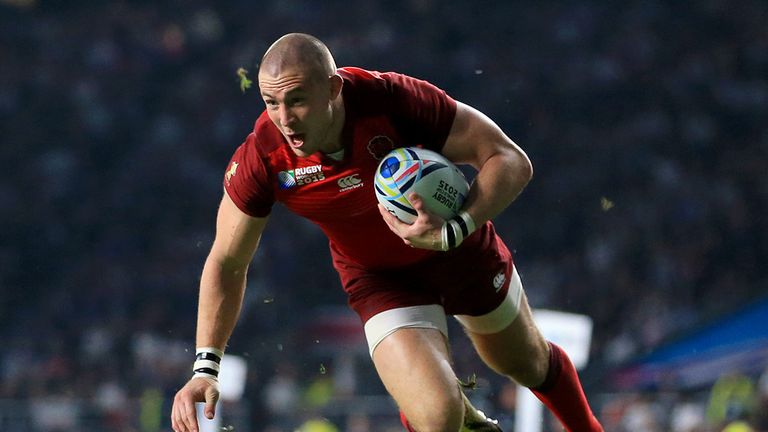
[374,147,469,224]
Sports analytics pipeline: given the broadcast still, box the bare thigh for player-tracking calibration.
[372,327,464,431]
[465,291,550,388]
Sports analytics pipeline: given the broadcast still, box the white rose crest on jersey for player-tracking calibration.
[367,135,395,160]
[278,164,325,189]
[337,173,363,192]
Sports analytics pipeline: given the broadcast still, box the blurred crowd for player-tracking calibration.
[0,0,766,430]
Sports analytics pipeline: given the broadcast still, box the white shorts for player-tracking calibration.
[363,266,525,356]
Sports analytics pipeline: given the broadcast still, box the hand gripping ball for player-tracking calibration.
[374,147,469,224]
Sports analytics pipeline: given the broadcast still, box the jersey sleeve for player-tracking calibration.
[223,133,274,218]
[384,72,458,152]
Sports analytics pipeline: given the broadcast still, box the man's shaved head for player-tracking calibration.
[256,33,345,158]
[259,33,337,82]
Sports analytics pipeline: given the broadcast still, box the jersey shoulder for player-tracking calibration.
[223,113,287,218]
[339,66,456,115]
[339,67,457,152]
[246,112,284,158]
[337,67,395,116]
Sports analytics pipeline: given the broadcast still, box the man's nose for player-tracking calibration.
[279,105,295,128]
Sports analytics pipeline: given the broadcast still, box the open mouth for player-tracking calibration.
[286,133,306,149]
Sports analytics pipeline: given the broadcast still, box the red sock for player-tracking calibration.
[399,411,416,432]
[530,342,603,432]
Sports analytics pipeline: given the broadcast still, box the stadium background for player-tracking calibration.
[1,0,766,430]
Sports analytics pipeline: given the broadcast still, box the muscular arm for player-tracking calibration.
[173,190,267,432]
[441,101,533,226]
[196,190,268,351]
[377,101,531,250]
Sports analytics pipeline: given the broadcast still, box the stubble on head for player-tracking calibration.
[259,33,337,85]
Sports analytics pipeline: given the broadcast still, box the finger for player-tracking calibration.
[205,387,219,419]
[377,204,398,231]
[408,193,430,223]
[172,398,187,432]
[377,203,394,221]
[171,403,179,431]
[408,193,423,210]
[182,398,199,432]
[381,204,412,229]
[408,193,435,220]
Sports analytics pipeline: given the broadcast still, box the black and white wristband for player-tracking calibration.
[440,211,477,251]
[192,347,224,381]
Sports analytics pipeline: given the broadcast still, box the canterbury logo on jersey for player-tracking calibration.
[493,271,506,292]
[277,164,325,189]
[337,174,363,192]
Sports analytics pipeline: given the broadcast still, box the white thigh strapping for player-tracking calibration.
[363,304,448,357]
[454,266,524,334]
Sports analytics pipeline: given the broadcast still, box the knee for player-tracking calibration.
[405,390,464,432]
[496,340,550,388]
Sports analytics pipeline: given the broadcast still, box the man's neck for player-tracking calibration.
[319,97,346,154]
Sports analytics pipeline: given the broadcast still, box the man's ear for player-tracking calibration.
[329,74,343,99]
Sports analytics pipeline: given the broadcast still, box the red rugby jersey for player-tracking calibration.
[224,67,465,270]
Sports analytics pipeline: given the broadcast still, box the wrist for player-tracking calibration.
[440,211,477,250]
[192,347,224,381]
